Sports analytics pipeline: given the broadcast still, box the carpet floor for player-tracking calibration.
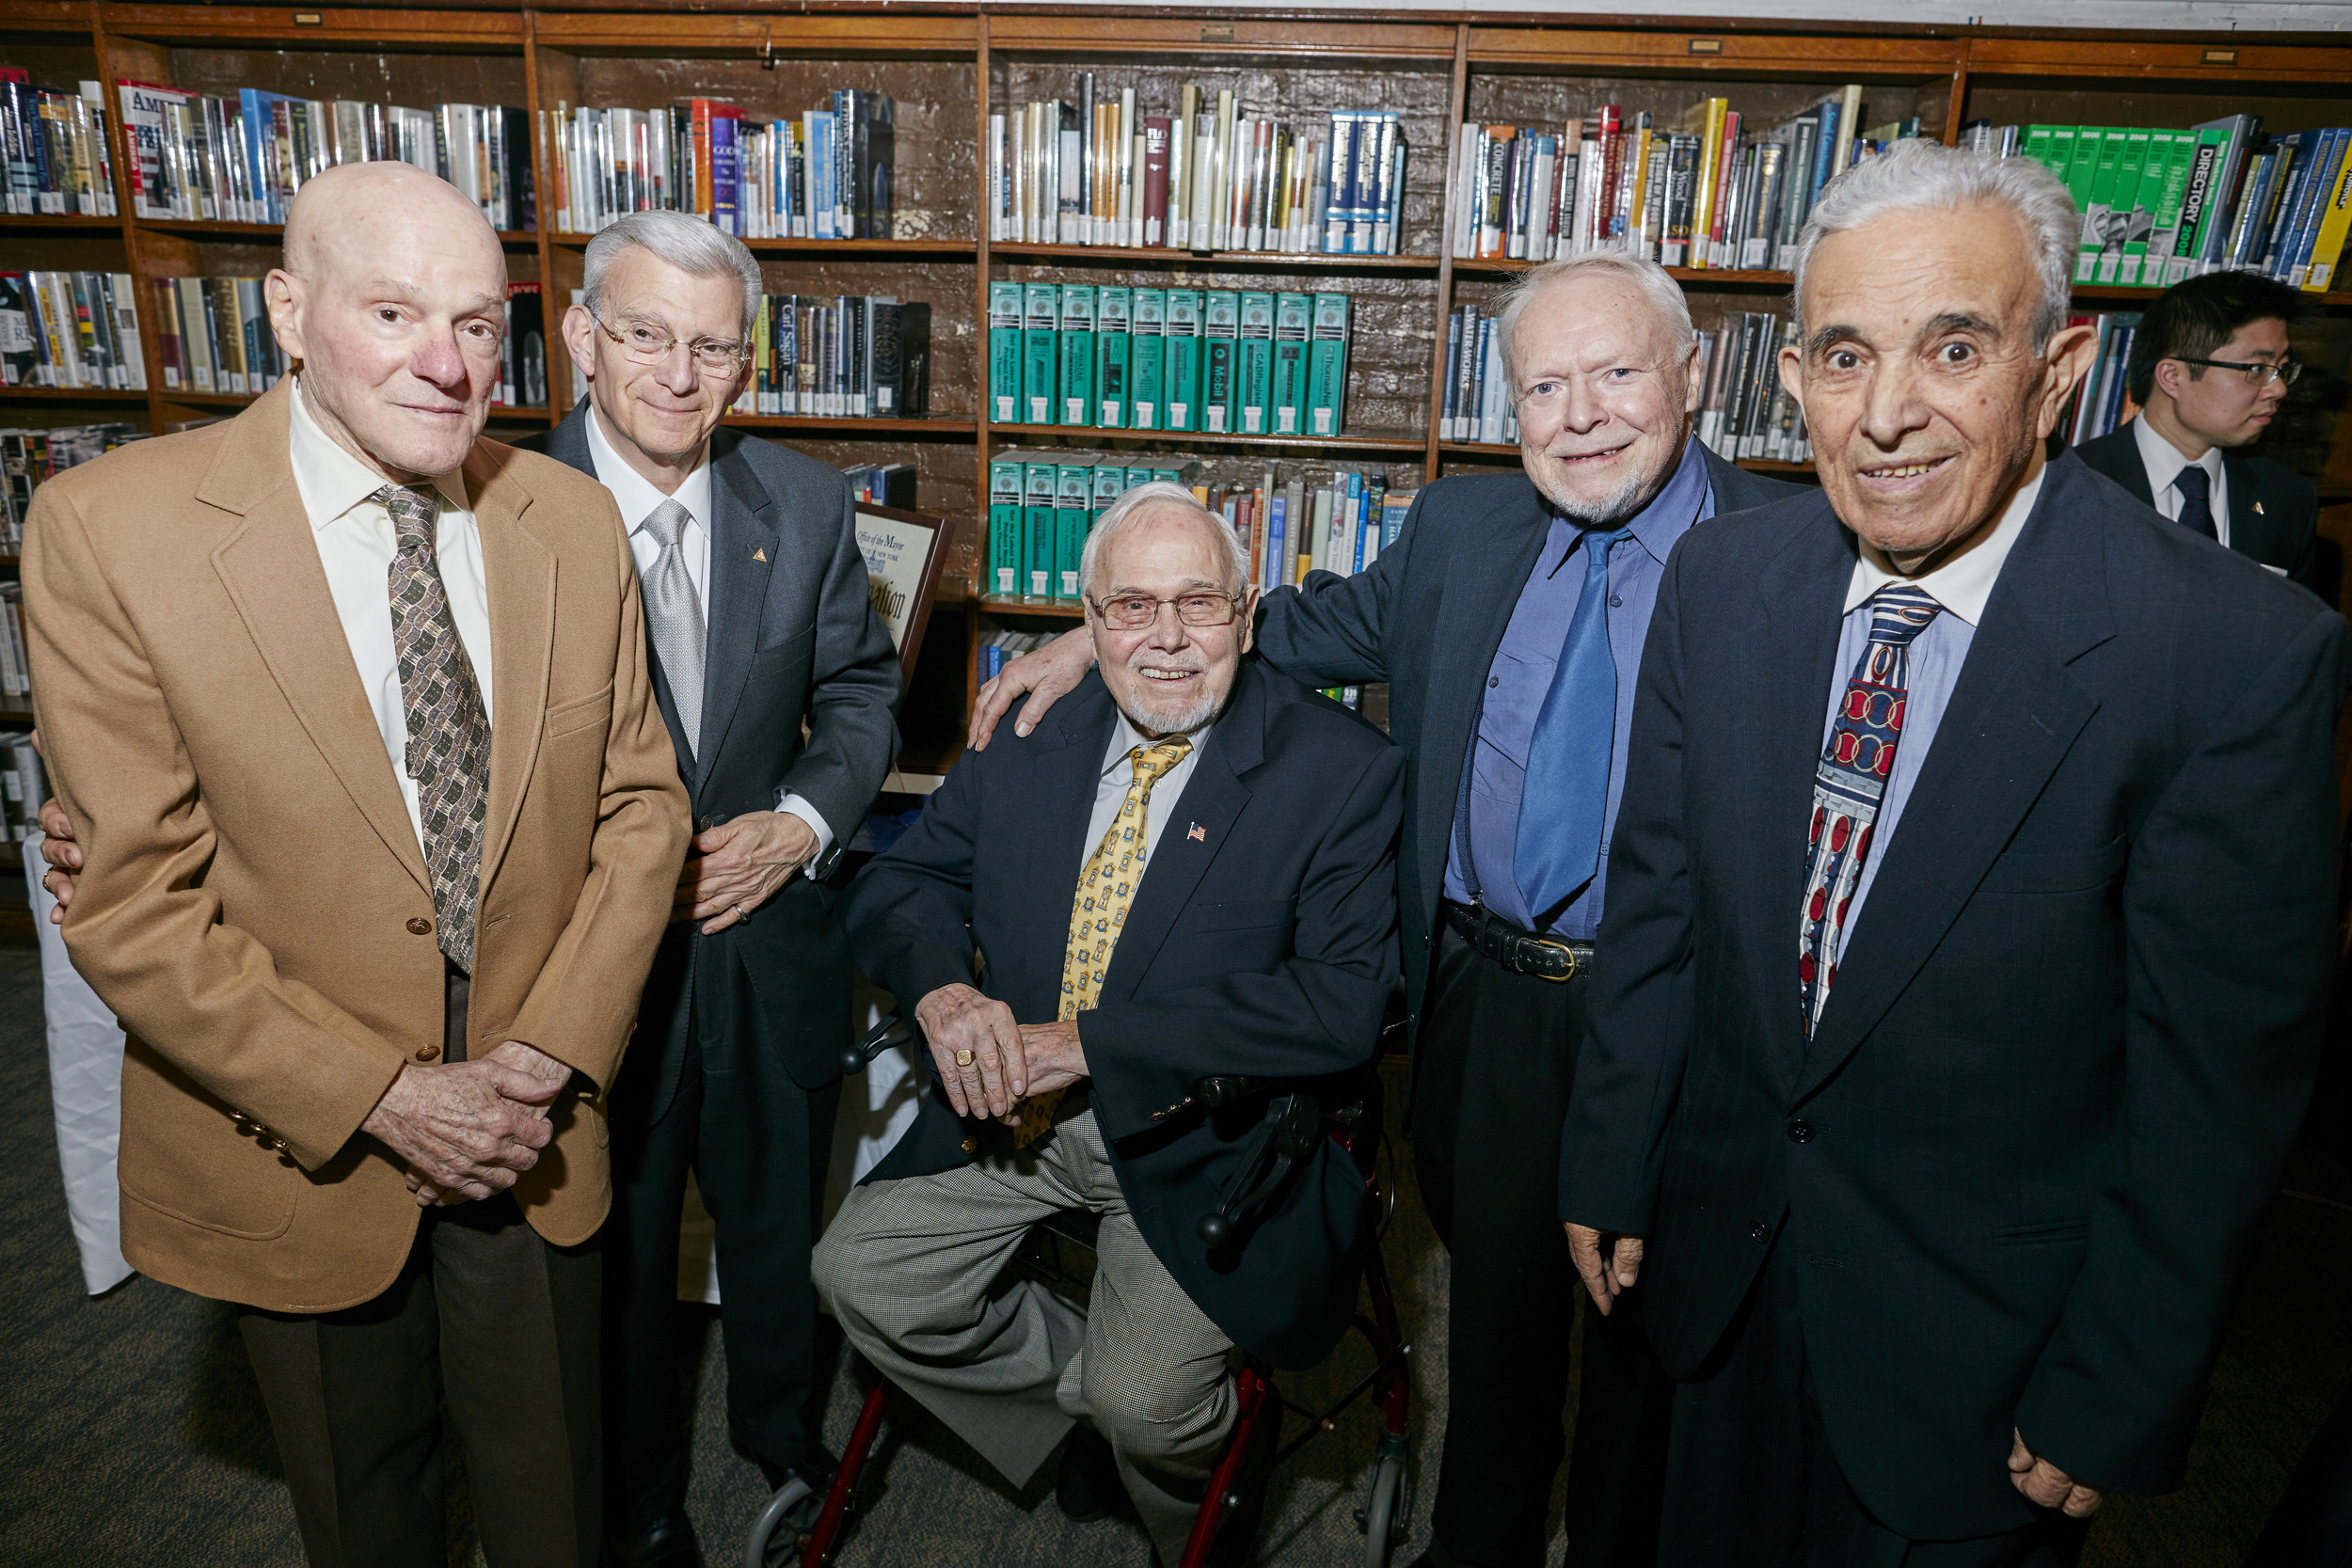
[1,942,2345,1566]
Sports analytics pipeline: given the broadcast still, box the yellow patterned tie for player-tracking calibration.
[1011,736,1194,1148]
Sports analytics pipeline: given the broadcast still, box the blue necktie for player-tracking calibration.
[1515,526,1630,920]
[2173,464,2217,539]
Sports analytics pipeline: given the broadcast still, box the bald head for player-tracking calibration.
[265,162,510,482]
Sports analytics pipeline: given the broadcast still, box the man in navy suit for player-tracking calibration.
[976,253,1802,1568]
[519,212,900,1568]
[815,483,1403,1566]
[1562,139,2347,1566]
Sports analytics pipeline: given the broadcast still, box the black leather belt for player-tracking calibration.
[1444,900,1592,983]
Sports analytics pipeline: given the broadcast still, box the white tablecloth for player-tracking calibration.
[26,833,135,1296]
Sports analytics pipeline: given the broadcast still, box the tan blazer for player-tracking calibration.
[24,380,691,1314]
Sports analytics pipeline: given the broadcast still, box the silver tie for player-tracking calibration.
[638,498,707,756]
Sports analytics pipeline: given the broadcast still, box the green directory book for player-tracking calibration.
[2116,128,2172,285]
[2075,127,2125,282]
[1055,464,1093,602]
[1124,465,1155,492]
[1165,289,1204,433]
[1023,461,1058,601]
[987,456,1025,597]
[1022,282,1060,426]
[1096,285,1132,431]
[1058,284,1097,428]
[1091,464,1125,545]
[2140,129,2198,285]
[1237,291,1275,436]
[1130,288,1167,432]
[1151,463,1200,488]
[1201,290,1240,434]
[988,281,1023,423]
[1308,292,1351,438]
[1272,293,1311,436]
[2092,128,2149,284]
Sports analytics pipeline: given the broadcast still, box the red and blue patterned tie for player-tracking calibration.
[1798,584,1942,1037]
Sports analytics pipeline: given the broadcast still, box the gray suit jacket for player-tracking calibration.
[518,402,900,1102]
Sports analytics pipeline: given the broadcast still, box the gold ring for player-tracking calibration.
[954,1048,977,1068]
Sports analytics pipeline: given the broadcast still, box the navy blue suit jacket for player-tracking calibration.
[845,661,1405,1369]
[1560,451,2348,1537]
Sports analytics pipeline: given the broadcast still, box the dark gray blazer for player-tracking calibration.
[2074,422,2321,595]
[1560,451,2348,1538]
[517,403,900,1102]
[1250,441,1804,1024]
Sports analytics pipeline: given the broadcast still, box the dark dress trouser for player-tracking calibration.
[1412,917,1673,1568]
[239,965,604,1568]
[603,949,843,1534]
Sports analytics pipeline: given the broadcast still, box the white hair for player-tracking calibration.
[1079,481,1250,600]
[1494,250,1697,385]
[1790,138,2078,352]
[583,210,763,341]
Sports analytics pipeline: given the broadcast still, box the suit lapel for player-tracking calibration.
[1743,495,1854,1081]
[2223,451,2280,567]
[468,440,556,893]
[204,384,433,895]
[695,433,780,789]
[1796,459,2115,1102]
[1415,483,1552,911]
[1104,665,1264,998]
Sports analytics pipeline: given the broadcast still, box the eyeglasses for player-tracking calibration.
[1088,592,1243,630]
[2169,356,2300,388]
[591,311,749,373]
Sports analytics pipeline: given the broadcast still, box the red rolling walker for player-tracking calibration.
[745,1017,1414,1568]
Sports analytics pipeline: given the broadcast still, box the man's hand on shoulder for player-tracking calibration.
[915,983,1029,1120]
[1565,1222,1645,1316]
[968,627,1094,751]
[675,810,818,934]
[2009,1431,2105,1518]
[364,1057,561,1207]
[36,795,77,922]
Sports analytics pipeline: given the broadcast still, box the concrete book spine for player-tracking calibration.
[988,279,1023,422]
[1130,286,1166,431]
[1022,280,1059,425]
[1057,282,1096,427]
[987,456,1025,596]
[1096,284,1131,430]
[1307,291,1350,437]
[1237,289,1274,436]
[1201,289,1239,434]
[1165,287,1202,433]
[1023,461,1059,601]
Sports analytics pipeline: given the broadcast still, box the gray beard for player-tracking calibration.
[1543,464,1654,527]
[1116,681,1226,738]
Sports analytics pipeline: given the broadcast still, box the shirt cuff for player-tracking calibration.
[775,791,835,860]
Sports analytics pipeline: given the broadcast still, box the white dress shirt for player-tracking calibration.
[1086,710,1211,871]
[2130,413,2231,547]
[581,402,834,856]
[1825,466,2044,956]
[288,377,491,853]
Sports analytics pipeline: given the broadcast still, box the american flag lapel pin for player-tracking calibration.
[1188,822,1206,842]
[754,547,770,562]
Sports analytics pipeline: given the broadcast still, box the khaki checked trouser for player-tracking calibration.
[812,1109,1236,1562]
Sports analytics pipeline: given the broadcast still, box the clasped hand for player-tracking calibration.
[364,1039,573,1208]
[914,983,1088,1122]
[675,810,818,935]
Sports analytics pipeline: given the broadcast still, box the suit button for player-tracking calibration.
[406,917,433,936]
[1787,1119,1815,1145]
[414,1044,442,1062]
[961,1135,979,1155]
[1750,1222,1771,1243]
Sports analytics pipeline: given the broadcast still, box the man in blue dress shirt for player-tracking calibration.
[973,251,1802,1568]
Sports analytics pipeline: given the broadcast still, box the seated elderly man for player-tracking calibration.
[813,482,1405,1563]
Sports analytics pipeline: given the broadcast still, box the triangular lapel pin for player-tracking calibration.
[754,547,769,562]
[2252,501,2265,515]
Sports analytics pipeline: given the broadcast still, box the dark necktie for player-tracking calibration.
[380,483,492,974]
[2173,463,2217,540]
[1797,585,1941,1037]
[1515,525,1631,921]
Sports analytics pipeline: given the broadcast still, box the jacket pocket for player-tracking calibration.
[1992,1218,2090,1245]
[117,1043,298,1241]
[747,625,817,683]
[546,684,615,740]
[1191,898,1296,932]
[1979,834,2126,895]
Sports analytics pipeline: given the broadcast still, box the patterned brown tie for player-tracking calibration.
[380,483,491,974]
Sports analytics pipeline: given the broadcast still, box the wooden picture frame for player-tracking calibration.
[853,503,955,678]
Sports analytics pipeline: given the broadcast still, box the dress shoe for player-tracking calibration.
[610,1513,701,1568]
[1057,1423,1132,1524]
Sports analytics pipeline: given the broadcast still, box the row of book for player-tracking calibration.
[0,423,143,548]
[0,730,49,846]
[1450,87,1915,270]
[1693,313,1810,465]
[989,283,1353,436]
[979,627,1058,683]
[720,293,924,419]
[116,81,533,230]
[989,79,1405,256]
[841,462,916,508]
[151,277,548,408]
[2066,311,2144,447]
[2,75,117,214]
[2019,120,2352,292]
[0,588,28,702]
[0,273,147,390]
[543,92,894,240]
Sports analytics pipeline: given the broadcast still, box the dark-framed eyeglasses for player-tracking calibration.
[1087,592,1243,630]
[590,310,749,373]
[2169,355,2300,388]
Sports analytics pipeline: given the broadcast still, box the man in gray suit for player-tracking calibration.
[519,211,901,1568]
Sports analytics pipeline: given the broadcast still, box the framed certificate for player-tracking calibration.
[853,504,955,677]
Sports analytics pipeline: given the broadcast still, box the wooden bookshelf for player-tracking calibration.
[2,2,2348,772]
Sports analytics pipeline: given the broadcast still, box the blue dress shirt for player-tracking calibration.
[1443,436,1715,938]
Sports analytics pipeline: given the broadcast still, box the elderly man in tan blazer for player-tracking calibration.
[24,161,689,1568]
